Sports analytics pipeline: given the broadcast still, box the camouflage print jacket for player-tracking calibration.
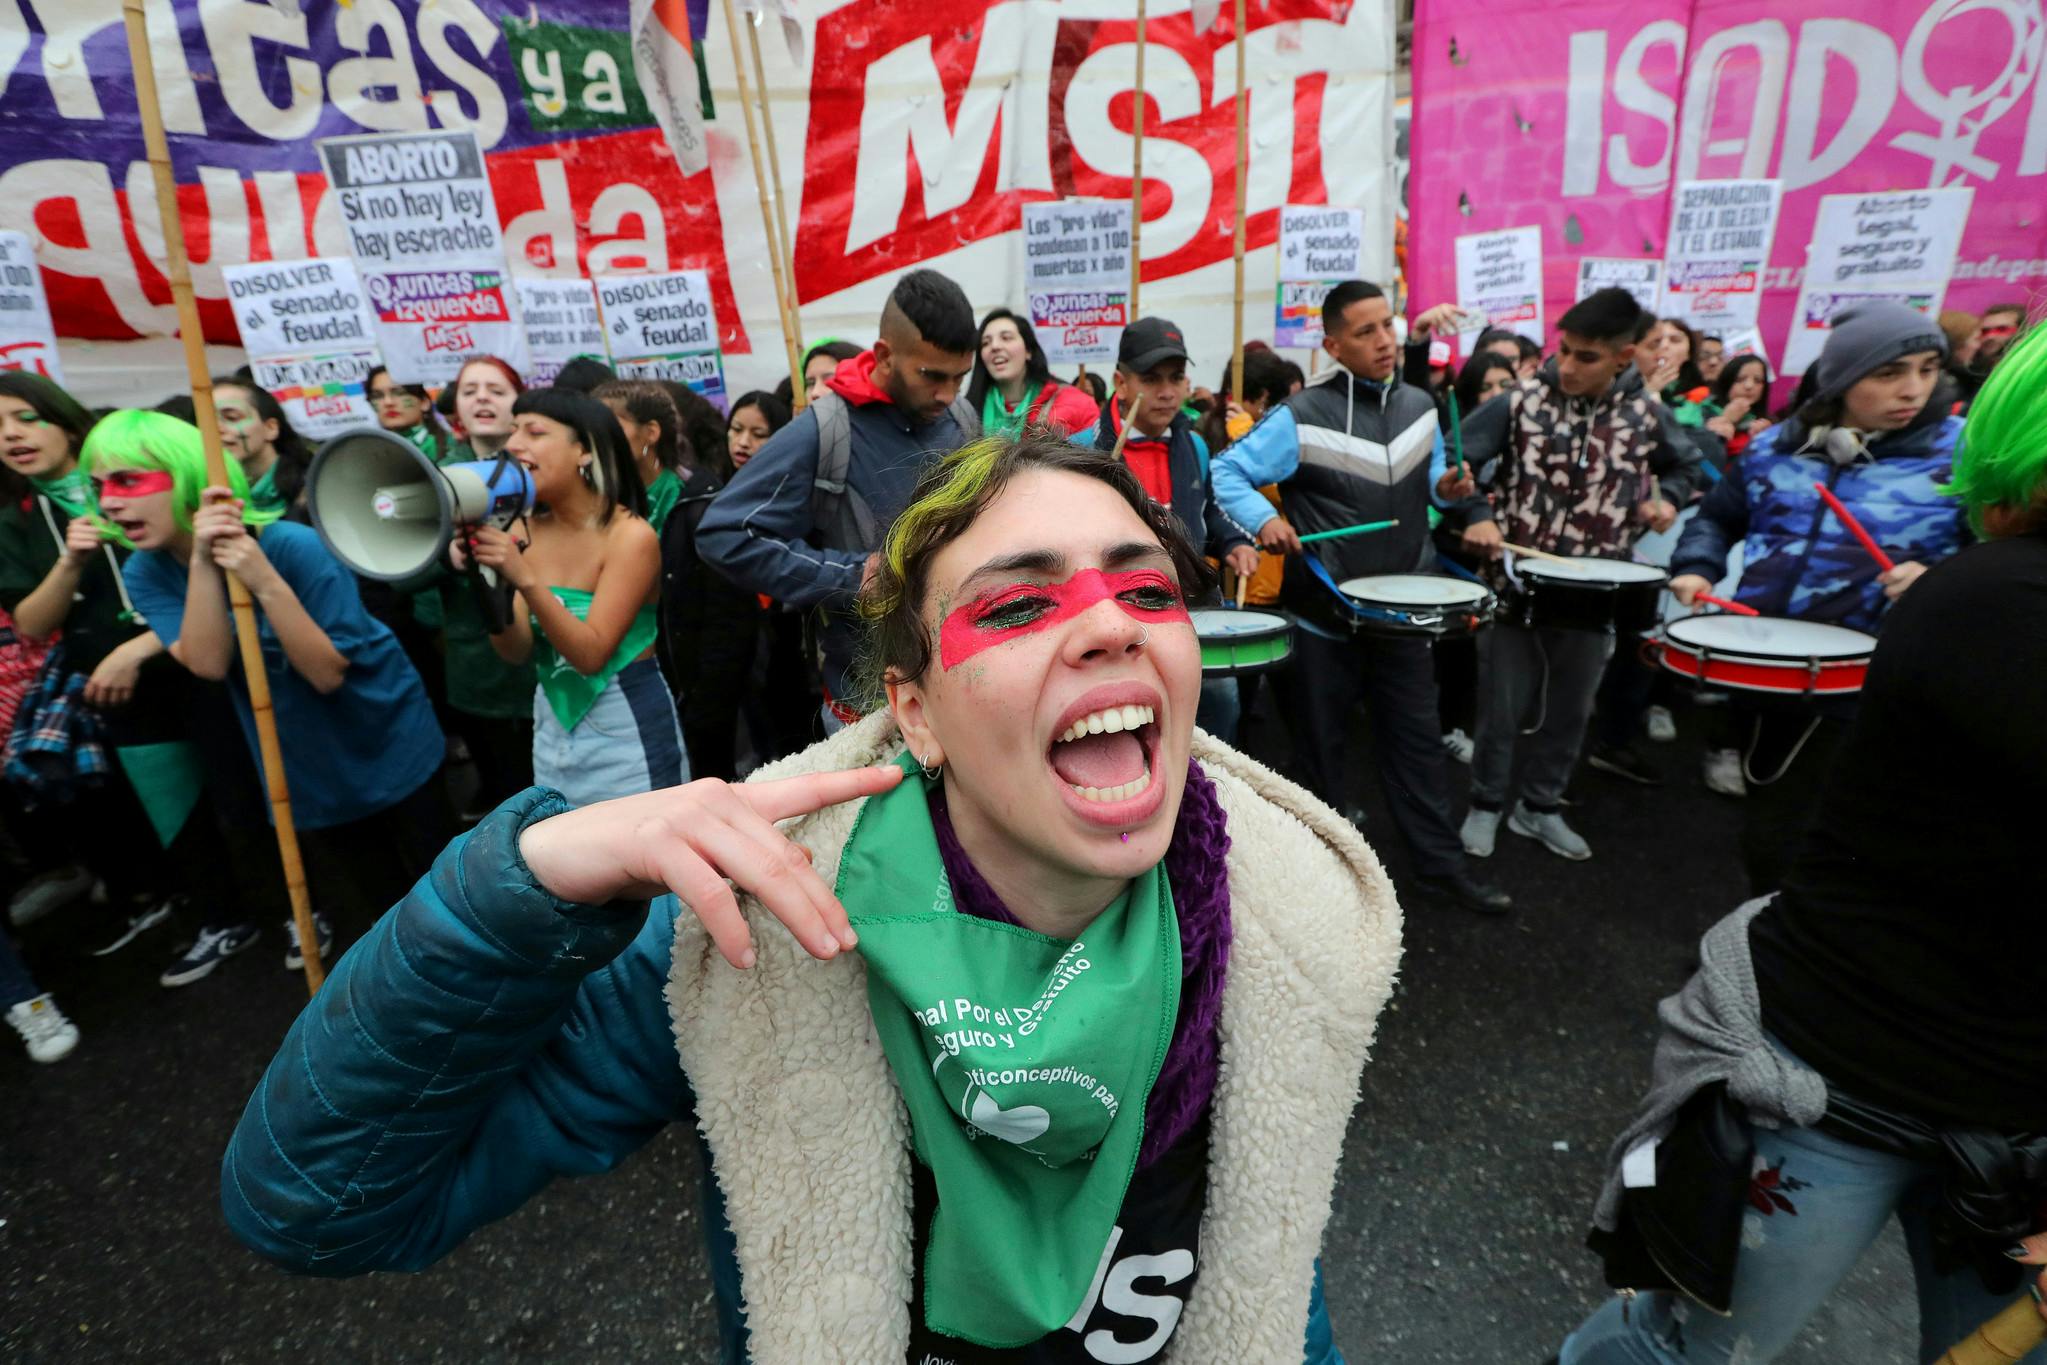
[1458,362,1705,581]
[1671,398,1967,635]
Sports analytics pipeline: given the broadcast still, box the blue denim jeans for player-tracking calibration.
[0,930,40,1009]
[1559,1119,2047,1365]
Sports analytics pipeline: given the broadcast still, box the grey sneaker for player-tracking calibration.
[8,864,94,928]
[1441,728,1475,764]
[1644,705,1678,743]
[1702,748,1748,798]
[1509,802,1593,861]
[1460,806,1502,858]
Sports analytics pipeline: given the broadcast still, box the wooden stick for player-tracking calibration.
[745,13,805,405]
[1109,398,1133,461]
[1937,1294,2046,1365]
[720,0,807,412]
[1298,519,1399,545]
[120,0,323,995]
[1128,0,1147,318]
[1228,0,1248,409]
[1694,592,1760,617]
[1501,541,1577,565]
[1812,481,1897,573]
[1234,573,1249,608]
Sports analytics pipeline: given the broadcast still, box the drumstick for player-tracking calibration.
[1447,390,1466,478]
[1501,541,1577,566]
[1297,519,1399,545]
[1234,574,1249,609]
[1812,482,1897,573]
[1693,592,1760,617]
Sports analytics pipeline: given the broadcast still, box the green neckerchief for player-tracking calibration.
[839,752,1181,1348]
[31,470,90,519]
[403,422,445,462]
[246,462,284,514]
[981,381,1042,440]
[531,587,660,731]
[645,468,682,536]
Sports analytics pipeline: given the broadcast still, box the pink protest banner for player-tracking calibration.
[1410,0,2047,372]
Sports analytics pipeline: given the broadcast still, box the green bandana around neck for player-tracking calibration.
[32,470,90,519]
[644,468,682,535]
[981,380,1042,440]
[531,587,659,731]
[838,751,1181,1347]
[247,462,284,514]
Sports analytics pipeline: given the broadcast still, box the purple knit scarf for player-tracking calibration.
[930,759,1233,1168]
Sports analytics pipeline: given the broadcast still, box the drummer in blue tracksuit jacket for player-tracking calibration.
[695,269,980,732]
[1667,301,1968,892]
[1211,282,1512,917]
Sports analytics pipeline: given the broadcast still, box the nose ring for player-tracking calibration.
[1134,627,1150,649]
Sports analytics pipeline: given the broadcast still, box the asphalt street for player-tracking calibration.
[2,693,1922,1363]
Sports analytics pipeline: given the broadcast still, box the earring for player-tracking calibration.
[580,461,597,487]
[920,752,943,780]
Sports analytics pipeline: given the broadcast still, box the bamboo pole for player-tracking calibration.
[745,13,806,408]
[120,0,323,995]
[1229,0,1249,408]
[1128,0,1148,318]
[719,0,806,410]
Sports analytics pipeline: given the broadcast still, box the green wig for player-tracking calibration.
[1944,322,2047,537]
[79,409,280,549]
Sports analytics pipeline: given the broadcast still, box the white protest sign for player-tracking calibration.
[598,270,727,408]
[1781,188,1973,375]
[1661,180,1782,331]
[516,278,610,387]
[0,232,61,384]
[220,257,381,436]
[317,130,526,385]
[1576,257,1663,316]
[1275,205,1363,348]
[1454,225,1543,343]
[1022,201,1131,366]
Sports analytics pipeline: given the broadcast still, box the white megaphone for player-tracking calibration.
[306,428,535,631]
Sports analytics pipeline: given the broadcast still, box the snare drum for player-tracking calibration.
[1513,557,1669,634]
[1189,608,1295,677]
[1336,574,1496,638]
[1650,615,1876,696]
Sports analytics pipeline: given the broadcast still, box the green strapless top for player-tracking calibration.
[532,587,660,731]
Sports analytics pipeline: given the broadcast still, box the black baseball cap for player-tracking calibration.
[1119,317,1190,373]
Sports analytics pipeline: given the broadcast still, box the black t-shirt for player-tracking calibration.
[905,1114,1209,1364]
[1752,532,2047,1128]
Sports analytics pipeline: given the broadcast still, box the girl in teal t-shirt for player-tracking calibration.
[460,389,685,808]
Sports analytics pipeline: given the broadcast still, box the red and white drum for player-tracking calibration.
[1650,615,1878,696]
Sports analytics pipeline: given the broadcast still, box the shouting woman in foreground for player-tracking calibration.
[221,433,1401,1362]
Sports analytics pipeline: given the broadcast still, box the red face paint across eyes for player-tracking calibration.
[93,469,174,498]
[938,567,1190,671]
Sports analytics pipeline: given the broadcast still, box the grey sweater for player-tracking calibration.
[1594,898,1829,1231]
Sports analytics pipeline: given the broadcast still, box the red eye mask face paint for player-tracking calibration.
[92,469,175,498]
[938,567,1190,671]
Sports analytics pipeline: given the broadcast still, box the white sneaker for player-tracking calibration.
[7,993,79,1063]
[1644,705,1678,743]
[1703,748,1748,798]
[1460,806,1502,858]
[1509,802,1593,861]
[1442,728,1475,764]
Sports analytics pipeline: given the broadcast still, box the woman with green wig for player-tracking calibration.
[220,430,1401,1362]
[1555,320,2047,1364]
[88,410,450,970]
[0,373,212,964]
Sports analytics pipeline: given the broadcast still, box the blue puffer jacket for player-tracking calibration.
[1671,407,1967,634]
[219,792,1346,1364]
